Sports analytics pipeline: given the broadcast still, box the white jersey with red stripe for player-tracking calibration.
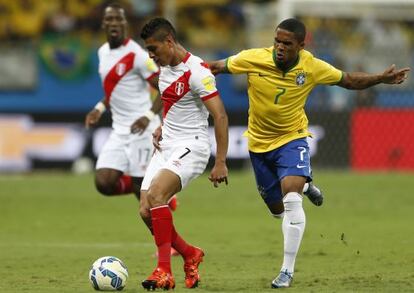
[98,39,160,134]
[159,52,218,145]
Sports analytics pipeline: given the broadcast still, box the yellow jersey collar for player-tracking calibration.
[272,49,300,75]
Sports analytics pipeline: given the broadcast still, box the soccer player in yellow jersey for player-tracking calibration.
[209,18,410,288]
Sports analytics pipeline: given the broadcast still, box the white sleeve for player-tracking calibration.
[189,64,218,101]
[134,45,159,80]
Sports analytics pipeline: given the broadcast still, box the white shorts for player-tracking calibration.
[96,131,154,177]
[141,141,210,191]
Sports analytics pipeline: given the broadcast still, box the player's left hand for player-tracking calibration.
[152,126,162,150]
[130,116,150,135]
[382,64,410,84]
[208,162,228,188]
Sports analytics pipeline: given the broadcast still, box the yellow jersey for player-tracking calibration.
[226,47,343,153]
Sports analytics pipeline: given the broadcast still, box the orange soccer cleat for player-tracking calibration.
[183,247,205,288]
[142,267,175,290]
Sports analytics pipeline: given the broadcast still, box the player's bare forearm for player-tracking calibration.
[150,93,163,114]
[147,74,160,91]
[211,113,229,187]
[208,60,228,75]
[339,65,410,90]
[131,95,162,134]
[205,97,228,163]
[339,72,382,89]
[85,97,106,129]
[213,112,228,164]
[147,74,162,114]
[204,96,229,187]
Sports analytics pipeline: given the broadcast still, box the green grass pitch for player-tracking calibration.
[1,169,413,292]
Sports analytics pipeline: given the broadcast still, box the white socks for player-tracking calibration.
[281,192,306,275]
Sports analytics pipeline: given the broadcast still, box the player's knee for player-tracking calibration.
[139,205,151,221]
[283,192,304,221]
[132,177,143,195]
[283,192,305,227]
[271,211,285,219]
[146,184,168,207]
[266,201,285,217]
[95,176,115,196]
[283,192,303,209]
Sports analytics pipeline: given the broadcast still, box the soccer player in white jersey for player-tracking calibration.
[139,18,229,290]
[84,5,177,231]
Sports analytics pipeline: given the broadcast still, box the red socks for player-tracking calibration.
[171,226,195,259]
[114,175,133,194]
[151,205,173,273]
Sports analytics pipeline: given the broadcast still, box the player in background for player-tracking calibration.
[139,18,229,290]
[84,4,178,241]
[209,18,410,289]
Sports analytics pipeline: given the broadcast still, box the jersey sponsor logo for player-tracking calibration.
[295,72,306,86]
[175,82,185,95]
[172,160,181,168]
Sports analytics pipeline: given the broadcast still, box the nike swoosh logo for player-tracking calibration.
[290,222,304,225]
[296,164,307,168]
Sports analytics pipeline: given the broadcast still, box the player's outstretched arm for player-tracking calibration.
[85,98,106,129]
[208,59,228,75]
[204,95,229,188]
[338,64,410,90]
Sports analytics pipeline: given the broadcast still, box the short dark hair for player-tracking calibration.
[277,18,306,43]
[140,18,177,41]
[106,1,123,11]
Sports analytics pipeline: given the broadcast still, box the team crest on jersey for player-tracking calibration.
[295,72,306,86]
[175,82,185,95]
[115,63,126,76]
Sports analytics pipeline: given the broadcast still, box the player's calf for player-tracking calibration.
[95,174,133,195]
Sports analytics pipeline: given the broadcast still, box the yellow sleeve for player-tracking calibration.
[226,49,254,74]
[312,58,343,85]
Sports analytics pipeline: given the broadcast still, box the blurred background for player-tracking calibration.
[0,0,413,174]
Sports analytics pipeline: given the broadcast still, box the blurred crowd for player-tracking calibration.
[0,0,246,50]
[0,0,166,43]
[1,0,412,111]
[302,16,414,110]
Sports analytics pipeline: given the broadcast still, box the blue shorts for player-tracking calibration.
[249,138,312,205]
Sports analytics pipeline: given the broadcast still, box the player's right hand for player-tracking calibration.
[130,116,150,135]
[152,126,162,150]
[208,161,228,188]
[381,64,410,84]
[85,109,102,129]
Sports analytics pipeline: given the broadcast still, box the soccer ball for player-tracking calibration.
[89,256,128,291]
